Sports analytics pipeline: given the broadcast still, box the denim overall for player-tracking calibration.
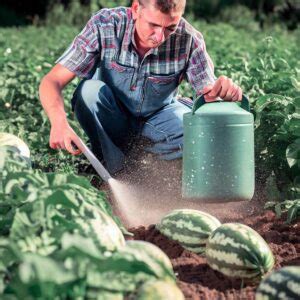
[71,46,192,174]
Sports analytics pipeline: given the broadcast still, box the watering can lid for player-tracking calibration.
[184,95,253,125]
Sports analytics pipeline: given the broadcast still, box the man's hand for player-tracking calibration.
[202,76,242,102]
[39,64,81,155]
[50,119,82,155]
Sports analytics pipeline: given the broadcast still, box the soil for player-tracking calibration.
[126,211,300,300]
[91,142,300,300]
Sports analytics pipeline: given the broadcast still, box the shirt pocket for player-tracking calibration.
[145,72,181,100]
[101,61,135,89]
[108,61,131,73]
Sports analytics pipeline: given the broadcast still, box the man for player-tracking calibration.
[39,0,242,174]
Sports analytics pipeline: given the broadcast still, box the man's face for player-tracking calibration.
[132,0,183,50]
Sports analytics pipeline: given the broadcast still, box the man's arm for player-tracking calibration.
[39,11,102,155]
[39,64,82,155]
[185,29,242,102]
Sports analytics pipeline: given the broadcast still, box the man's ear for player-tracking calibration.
[131,0,140,20]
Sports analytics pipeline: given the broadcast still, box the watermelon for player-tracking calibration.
[205,223,275,280]
[123,241,176,282]
[136,280,184,300]
[156,209,221,254]
[256,266,300,300]
[0,132,30,159]
[75,209,125,252]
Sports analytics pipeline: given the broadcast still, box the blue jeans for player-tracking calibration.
[72,79,191,174]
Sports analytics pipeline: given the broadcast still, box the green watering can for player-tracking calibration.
[182,95,255,202]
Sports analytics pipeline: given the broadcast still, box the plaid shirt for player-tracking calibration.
[56,6,216,96]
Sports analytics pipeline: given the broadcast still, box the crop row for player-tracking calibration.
[0,142,185,299]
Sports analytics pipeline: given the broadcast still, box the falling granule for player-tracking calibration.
[99,142,258,228]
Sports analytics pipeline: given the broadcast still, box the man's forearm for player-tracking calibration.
[39,77,68,126]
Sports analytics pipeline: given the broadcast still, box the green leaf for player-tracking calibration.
[289,115,300,137]
[19,253,76,284]
[286,201,300,224]
[286,138,300,168]
[86,288,124,300]
[61,233,103,260]
[86,268,153,293]
[291,77,300,91]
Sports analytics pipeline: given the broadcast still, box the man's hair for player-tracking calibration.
[138,0,186,14]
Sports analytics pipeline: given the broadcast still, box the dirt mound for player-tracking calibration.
[126,211,300,300]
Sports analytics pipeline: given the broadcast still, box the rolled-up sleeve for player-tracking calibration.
[55,15,100,78]
[186,31,216,96]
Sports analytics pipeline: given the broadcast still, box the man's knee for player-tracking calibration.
[78,79,110,109]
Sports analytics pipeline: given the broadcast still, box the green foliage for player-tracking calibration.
[218,5,260,31]
[1,0,299,29]
[90,0,130,11]
[265,199,300,223]
[185,0,221,18]
[45,0,91,27]
[0,25,92,176]
[0,152,127,238]
[44,0,131,27]
[1,153,176,298]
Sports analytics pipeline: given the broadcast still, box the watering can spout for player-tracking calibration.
[182,95,255,203]
[78,139,112,182]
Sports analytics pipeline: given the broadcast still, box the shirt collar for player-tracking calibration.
[121,8,135,52]
[121,8,181,57]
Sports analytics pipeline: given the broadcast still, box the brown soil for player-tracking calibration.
[93,142,300,300]
[126,211,300,300]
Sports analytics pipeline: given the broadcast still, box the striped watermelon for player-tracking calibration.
[76,209,125,252]
[205,223,275,280]
[156,209,221,254]
[136,280,184,300]
[256,266,300,300]
[123,241,176,282]
[0,132,30,160]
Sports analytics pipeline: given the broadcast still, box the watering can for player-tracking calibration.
[182,95,254,202]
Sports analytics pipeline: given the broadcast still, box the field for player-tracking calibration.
[0,18,299,299]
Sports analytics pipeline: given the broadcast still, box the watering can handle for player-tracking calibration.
[192,94,250,114]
